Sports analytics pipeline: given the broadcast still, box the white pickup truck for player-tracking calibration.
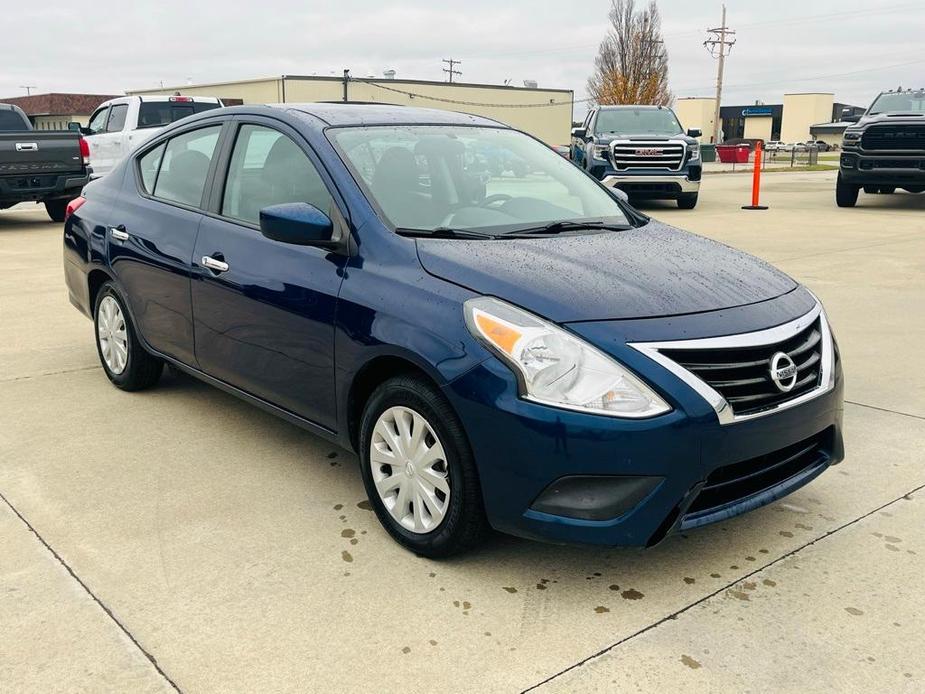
[82,95,222,178]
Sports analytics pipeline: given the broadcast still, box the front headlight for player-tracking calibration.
[591,144,610,160]
[688,143,701,160]
[843,131,862,143]
[464,297,671,418]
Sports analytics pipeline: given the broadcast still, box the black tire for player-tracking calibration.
[863,185,879,194]
[359,375,488,558]
[45,199,68,223]
[836,173,859,207]
[677,193,699,209]
[93,282,163,391]
[879,186,896,194]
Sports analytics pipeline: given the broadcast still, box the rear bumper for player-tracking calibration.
[0,170,89,205]
[443,325,844,548]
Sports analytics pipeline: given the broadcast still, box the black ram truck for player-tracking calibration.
[837,89,925,207]
[0,103,91,221]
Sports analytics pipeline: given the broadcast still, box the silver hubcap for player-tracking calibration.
[97,295,128,375]
[370,406,450,534]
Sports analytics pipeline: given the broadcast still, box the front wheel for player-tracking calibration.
[45,199,68,223]
[359,375,487,557]
[93,282,163,391]
[836,173,859,207]
[677,193,699,209]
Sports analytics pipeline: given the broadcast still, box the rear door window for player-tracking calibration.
[138,142,166,193]
[106,104,128,132]
[152,126,222,208]
[138,101,220,129]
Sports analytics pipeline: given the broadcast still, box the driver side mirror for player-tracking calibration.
[841,108,861,123]
[571,127,588,140]
[67,121,82,132]
[608,187,629,203]
[687,128,702,138]
[259,202,338,248]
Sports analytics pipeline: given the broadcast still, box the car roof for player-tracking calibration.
[596,104,666,111]
[279,102,507,128]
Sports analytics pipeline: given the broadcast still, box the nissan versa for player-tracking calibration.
[63,104,844,557]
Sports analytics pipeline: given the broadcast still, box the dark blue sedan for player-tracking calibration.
[63,104,844,556]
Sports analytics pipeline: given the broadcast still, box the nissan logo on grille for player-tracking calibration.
[769,352,798,392]
[635,148,663,156]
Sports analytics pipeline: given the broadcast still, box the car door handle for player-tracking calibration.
[110,225,129,241]
[201,256,230,273]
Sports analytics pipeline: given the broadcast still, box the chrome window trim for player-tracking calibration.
[628,302,834,425]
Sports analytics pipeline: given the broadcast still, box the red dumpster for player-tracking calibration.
[716,144,751,164]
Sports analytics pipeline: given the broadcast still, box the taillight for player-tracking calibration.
[169,96,193,102]
[65,196,86,222]
[78,136,90,166]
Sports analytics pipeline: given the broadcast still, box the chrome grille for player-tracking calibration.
[861,124,925,151]
[611,140,685,171]
[659,319,823,417]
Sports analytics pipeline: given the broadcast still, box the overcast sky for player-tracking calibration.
[3,0,924,116]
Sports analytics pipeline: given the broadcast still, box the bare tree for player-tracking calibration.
[588,0,673,106]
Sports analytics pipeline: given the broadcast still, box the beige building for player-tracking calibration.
[780,93,834,144]
[129,75,574,145]
[674,97,716,142]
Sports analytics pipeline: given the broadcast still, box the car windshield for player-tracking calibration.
[594,108,682,136]
[330,125,629,235]
[869,91,925,115]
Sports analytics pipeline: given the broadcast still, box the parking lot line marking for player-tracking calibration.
[845,400,925,422]
[0,490,183,693]
[521,480,925,693]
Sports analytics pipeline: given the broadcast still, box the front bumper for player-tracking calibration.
[840,151,925,187]
[442,303,844,548]
[600,172,700,196]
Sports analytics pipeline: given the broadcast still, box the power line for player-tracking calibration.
[704,4,735,144]
[442,58,462,83]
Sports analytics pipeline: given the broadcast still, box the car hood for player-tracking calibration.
[416,221,797,323]
[854,112,925,128]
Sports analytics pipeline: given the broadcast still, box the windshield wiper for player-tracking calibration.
[395,226,498,240]
[503,220,633,237]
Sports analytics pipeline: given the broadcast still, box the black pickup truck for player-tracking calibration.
[837,89,925,207]
[0,103,91,221]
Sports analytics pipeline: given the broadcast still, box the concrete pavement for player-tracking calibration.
[1,172,924,692]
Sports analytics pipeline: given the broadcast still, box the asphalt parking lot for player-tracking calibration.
[2,171,924,693]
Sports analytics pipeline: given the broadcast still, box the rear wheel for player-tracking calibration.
[677,193,699,209]
[359,375,487,557]
[879,186,896,194]
[93,282,163,391]
[45,199,68,223]
[836,173,859,207]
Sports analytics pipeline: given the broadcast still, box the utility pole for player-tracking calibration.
[20,85,36,96]
[342,69,350,102]
[704,5,736,144]
[442,59,462,83]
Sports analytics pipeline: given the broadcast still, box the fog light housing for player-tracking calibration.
[529,475,663,521]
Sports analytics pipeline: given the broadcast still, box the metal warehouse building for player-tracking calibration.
[128,75,574,146]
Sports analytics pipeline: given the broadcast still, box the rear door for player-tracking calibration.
[109,121,226,366]
[190,117,346,429]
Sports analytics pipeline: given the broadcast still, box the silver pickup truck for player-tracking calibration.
[0,103,91,221]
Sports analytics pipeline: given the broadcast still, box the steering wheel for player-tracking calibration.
[480,194,512,208]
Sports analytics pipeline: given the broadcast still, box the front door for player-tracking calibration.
[109,123,223,365]
[190,120,346,430]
